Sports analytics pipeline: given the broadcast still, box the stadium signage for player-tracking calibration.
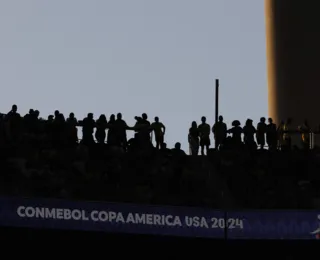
[0,197,319,239]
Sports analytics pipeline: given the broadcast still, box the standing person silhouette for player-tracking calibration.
[266,118,277,150]
[188,121,199,155]
[198,116,210,155]
[256,117,267,150]
[151,117,166,149]
[212,115,227,150]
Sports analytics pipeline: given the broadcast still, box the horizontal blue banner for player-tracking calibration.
[0,197,319,239]
[0,197,228,238]
[228,211,320,239]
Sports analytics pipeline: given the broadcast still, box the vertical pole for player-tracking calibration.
[215,79,219,149]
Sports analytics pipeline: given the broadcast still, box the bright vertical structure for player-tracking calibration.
[265,0,320,133]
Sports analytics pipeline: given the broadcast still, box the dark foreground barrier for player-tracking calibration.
[0,197,319,240]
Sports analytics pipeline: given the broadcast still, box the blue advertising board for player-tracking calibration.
[0,197,319,239]
[227,211,320,240]
[0,197,228,238]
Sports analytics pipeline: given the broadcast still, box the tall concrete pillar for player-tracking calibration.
[265,0,320,136]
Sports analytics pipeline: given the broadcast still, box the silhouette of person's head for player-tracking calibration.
[29,109,34,115]
[136,117,142,123]
[260,117,266,123]
[154,116,159,122]
[142,113,148,120]
[34,110,40,118]
[54,110,60,117]
[99,114,106,122]
[191,121,197,128]
[232,120,241,127]
[48,115,54,121]
[117,113,122,120]
[175,142,181,150]
[201,116,206,123]
[12,104,17,113]
[69,113,75,119]
[219,116,223,122]
[88,113,93,120]
[246,119,253,126]
[110,114,115,122]
[268,118,273,124]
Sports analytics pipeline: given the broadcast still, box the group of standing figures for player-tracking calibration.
[188,116,313,155]
[1,105,315,155]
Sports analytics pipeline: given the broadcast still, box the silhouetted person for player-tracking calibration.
[198,116,210,155]
[256,117,267,149]
[160,142,171,156]
[228,120,243,148]
[277,120,285,149]
[243,119,256,149]
[66,113,78,145]
[171,142,186,157]
[134,116,142,130]
[33,110,41,135]
[133,116,143,146]
[298,120,311,150]
[151,117,166,149]
[212,115,227,149]
[6,104,22,143]
[113,113,128,150]
[54,113,67,147]
[107,114,116,145]
[23,109,35,134]
[188,121,199,155]
[54,110,60,120]
[95,114,107,144]
[80,113,95,146]
[140,113,151,144]
[282,118,293,150]
[44,115,54,144]
[266,118,277,150]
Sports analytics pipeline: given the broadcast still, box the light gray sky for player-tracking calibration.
[0,0,267,149]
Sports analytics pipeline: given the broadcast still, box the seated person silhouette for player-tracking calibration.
[171,142,186,157]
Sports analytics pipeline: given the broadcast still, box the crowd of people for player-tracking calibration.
[0,105,168,151]
[0,105,315,154]
[0,104,319,209]
[190,116,314,156]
